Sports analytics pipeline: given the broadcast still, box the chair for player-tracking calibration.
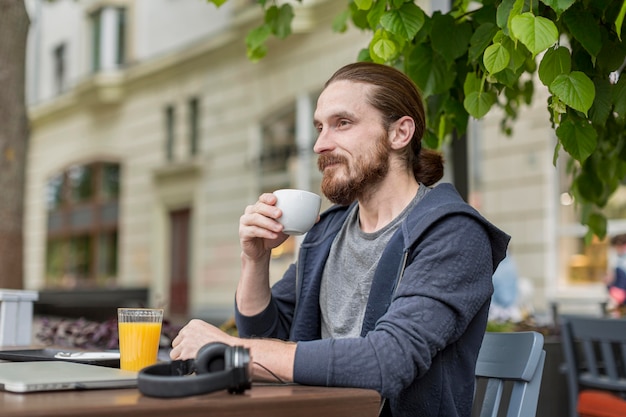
[472,331,546,417]
[560,314,626,417]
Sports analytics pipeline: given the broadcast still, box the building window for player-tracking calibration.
[90,7,126,72]
[53,43,66,94]
[259,107,298,186]
[45,162,121,288]
[165,105,176,161]
[557,154,626,287]
[116,8,126,66]
[188,97,200,156]
[91,9,102,72]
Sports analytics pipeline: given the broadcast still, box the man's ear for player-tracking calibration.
[389,116,415,150]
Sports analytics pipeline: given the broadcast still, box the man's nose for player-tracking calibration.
[313,128,332,154]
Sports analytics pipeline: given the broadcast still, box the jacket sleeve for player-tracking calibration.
[234,262,298,340]
[293,214,495,398]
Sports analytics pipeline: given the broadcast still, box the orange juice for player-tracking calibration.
[118,322,162,371]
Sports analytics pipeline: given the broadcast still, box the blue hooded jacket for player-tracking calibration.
[236,183,510,417]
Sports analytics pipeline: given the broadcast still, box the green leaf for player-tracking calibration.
[538,46,571,87]
[366,0,386,30]
[483,43,510,74]
[372,39,397,61]
[463,72,482,96]
[617,0,626,41]
[562,9,602,58]
[245,24,271,52]
[423,129,440,149]
[437,113,448,140]
[507,0,525,36]
[354,0,373,10]
[501,36,528,72]
[444,96,470,134]
[431,14,472,63]
[380,3,425,40]
[349,2,370,30]
[540,0,576,18]
[593,152,622,186]
[369,30,398,63]
[464,90,497,119]
[332,9,350,33]
[575,163,605,205]
[510,13,558,57]
[407,45,456,97]
[207,0,228,7]
[597,37,626,73]
[556,115,597,162]
[469,23,499,63]
[550,71,595,115]
[587,212,607,240]
[247,44,268,62]
[496,0,515,30]
[522,78,534,105]
[357,48,372,62]
[496,0,524,35]
[613,77,626,121]
[265,4,294,39]
[589,78,612,126]
[426,94,446,127]
[494,68,520,88]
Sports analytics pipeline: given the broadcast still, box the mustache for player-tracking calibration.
[317,154,348,171]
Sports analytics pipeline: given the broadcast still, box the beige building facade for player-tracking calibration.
[24,0,616,323]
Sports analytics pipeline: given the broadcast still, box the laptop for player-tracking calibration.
[0,360,137,393]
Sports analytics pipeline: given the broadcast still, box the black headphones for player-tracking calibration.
[137,342,251,398]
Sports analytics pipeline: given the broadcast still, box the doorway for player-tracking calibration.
[169,207,191,317]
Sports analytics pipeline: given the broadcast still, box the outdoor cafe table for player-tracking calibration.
[1,382,381,417]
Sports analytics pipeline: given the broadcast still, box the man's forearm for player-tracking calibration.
[236,251,273,316]
[240,338,296,383]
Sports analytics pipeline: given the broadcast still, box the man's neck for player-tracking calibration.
[357,173,419,233]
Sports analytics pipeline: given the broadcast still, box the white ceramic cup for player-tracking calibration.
[273,189,322,235]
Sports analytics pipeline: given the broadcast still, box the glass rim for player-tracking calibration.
[117,308,164,320]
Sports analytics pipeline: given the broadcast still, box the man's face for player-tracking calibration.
[313,80,391,205]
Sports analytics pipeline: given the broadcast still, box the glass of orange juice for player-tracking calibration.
[117,308,163,371]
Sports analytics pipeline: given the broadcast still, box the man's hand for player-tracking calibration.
[170,319,236,360]
[239,193,288,262]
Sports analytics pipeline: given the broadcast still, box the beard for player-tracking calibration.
[317,134,391,206]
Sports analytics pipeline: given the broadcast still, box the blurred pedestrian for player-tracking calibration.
[607,234,626,316]
[489,252,522,322]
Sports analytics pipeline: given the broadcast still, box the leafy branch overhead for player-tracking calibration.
[209,0,626,241]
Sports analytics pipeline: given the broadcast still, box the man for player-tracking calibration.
[170,62,510,417]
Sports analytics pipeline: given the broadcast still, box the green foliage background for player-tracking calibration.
[211,0,626,241]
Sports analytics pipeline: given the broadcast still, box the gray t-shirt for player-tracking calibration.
[320,185,429,339]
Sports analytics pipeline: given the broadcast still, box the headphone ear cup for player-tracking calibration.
[195,342,229,374]
[224,345,251,394]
